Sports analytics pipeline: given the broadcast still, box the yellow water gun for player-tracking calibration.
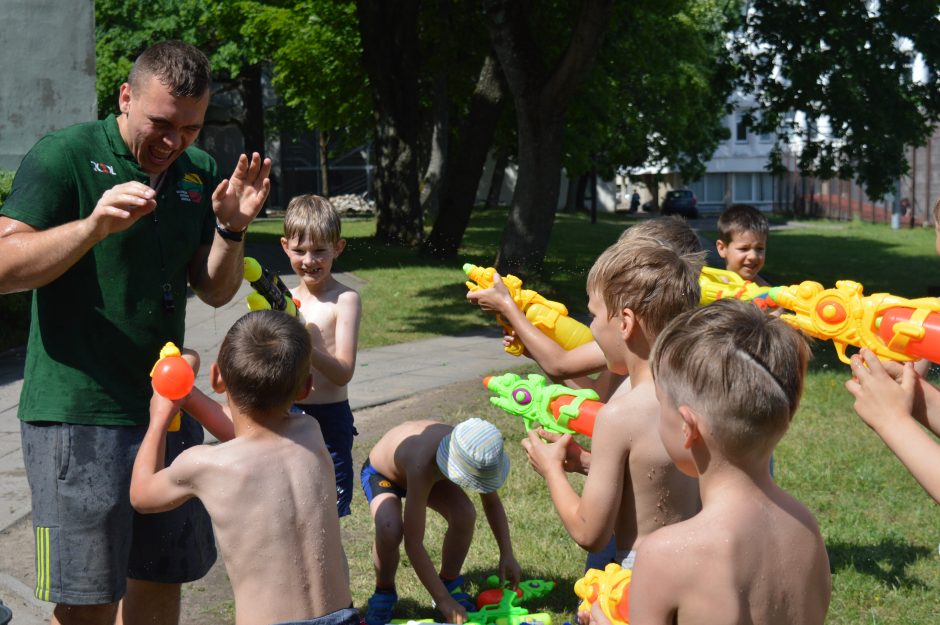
[464,263,594,356]
[244,257,299,316]
[768,280,940,364]
[699,266,775,309]
[574,563,632,625]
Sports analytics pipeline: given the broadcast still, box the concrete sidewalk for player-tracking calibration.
[0,270,522,624]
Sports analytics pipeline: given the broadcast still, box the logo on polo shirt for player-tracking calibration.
[90,161,116,175]
[176,173,204,203]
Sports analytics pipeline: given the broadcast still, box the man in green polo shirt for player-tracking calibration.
[0,41,271,625]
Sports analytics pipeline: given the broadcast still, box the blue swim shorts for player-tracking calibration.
[360,459,406,505]
[294,400,358,517]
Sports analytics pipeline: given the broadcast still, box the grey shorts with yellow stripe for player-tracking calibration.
[22,418,216,605]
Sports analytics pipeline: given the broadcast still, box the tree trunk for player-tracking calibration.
[318,130,330,197]
[419,74,448,220]
[484,0,613,276]
[562,172,578,213]
[240,63,266,216]
[422,54,506,259]
[575,173,589,212]
[357,0,423,246]
[485,147,509,210]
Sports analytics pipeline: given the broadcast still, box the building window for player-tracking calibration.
[733,173,755,201]
[736,114,749,143]
[759,173,774,201]
[704,173,725,203]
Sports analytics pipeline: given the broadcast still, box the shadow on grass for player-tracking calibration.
[827,539,932,589]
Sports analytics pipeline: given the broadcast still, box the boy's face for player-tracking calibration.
[654,382,697,477]
[716,230,766,282]
[588,288,628,374]
[280,235,346,290]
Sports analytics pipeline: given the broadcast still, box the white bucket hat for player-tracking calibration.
[436,418,510,493]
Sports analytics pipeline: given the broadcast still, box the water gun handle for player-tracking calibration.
[149,342,194,432]
[524,302,594,351]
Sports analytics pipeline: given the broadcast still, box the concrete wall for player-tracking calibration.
[0,0,97,171]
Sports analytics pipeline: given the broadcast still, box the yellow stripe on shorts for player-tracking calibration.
[35,526,50,601]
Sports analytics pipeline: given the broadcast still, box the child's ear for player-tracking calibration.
[210,362,227,394]
[295,373,314,400]
[280,236,290,253]
[334,238,347,257]
[677,406,702,449]
[715,239,728,259]
[619,306,636,339]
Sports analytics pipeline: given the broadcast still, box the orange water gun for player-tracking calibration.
[464,263,593,356]
[575,563,632,625]
[699,266,776,310]
[483,372,601,437]
[768,280,940,364]
[150,342,194,432]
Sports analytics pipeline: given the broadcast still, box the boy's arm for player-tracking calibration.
[310,289,362,386]
[402,474,468,623]
[847,350,940,502]
[521,405,626,550]
[467,278,607,379]
[130,391,200,513]
[627,534,681,625]
[479,492,522,588]
[182,387,235,442]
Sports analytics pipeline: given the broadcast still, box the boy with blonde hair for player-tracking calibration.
[281,194,362,517]
[131,310,357,625]
[522,241,703,572]
[361,418,521,625]
[716,204,770,284]
[626,300,831,625]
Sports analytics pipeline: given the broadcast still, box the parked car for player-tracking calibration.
[660,189,699,219]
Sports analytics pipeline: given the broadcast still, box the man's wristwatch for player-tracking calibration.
[215,220,246,242]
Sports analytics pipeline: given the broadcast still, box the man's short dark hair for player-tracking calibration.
[129,40,211,98]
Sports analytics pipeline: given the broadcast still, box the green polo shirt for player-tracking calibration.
[1,115,217,426]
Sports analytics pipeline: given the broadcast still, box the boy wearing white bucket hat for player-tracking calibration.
[360,417,521,625]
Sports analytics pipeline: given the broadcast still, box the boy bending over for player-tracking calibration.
[629,299,831,625]
[362,418,521,625]
[131,310,356,625]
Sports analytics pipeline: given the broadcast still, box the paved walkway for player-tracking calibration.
[0,269,522,624]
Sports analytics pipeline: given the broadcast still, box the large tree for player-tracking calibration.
[483,0,613,276]
[736,0,940,199]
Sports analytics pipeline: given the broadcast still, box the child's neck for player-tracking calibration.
[296,274,337,298]
[231,406,296,438]
[697,454,775,506]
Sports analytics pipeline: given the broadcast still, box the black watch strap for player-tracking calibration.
[215,220,246,242]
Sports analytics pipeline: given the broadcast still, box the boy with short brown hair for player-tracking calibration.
[131,310,356,625]
[522,241,703,571]
[626,299,831,625]
[716,203,770,284]
[281,194,362,518]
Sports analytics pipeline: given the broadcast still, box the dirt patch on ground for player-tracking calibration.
[0,377,491,625]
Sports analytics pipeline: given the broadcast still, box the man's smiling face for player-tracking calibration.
[117,74,209,175]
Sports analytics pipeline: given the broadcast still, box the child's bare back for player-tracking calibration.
[633,478,829,625]
[368,419,451,487]
[596,380,699,559]
[173,413,352,625]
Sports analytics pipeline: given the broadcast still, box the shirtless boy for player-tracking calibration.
[522,242,703,570]
[627,300,831,625]
[131,310,356,625]
[361,418,521,625]
[281,194,362,517]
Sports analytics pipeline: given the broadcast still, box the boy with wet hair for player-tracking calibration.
[522,241,703,573]
[716,203,770,284]
[131,310,357,625]
[625,299,831,625]
[281,194,362,518]
[361,417,521,625]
